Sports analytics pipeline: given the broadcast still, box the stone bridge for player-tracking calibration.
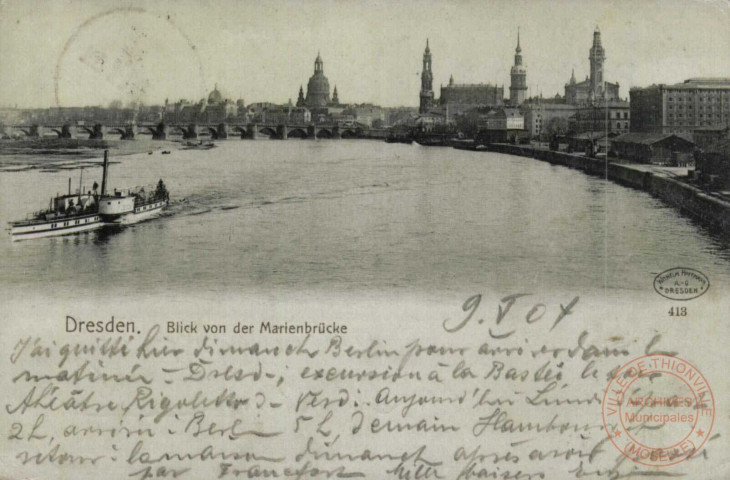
[5,122,366,141]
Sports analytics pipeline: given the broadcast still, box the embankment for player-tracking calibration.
[487,144,730,233]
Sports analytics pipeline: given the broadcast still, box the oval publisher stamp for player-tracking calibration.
[653,267,709,301]
[602,354,715,467]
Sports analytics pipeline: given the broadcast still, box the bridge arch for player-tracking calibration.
[78,126,95,139]
[207,127,219,139]
[287,127,308,139]
[259,126,277,138]
[316,128,333,139]
[232,126,247,139]
[340,129,357,138]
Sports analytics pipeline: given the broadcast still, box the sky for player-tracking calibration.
[0,0,728,108]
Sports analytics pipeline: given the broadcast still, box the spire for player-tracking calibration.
[314,51,323,73]
[570,68,576,84]
[512,28,523,67]
[333,85,339,104]
[296,85,305,107]
[449,74,454,86]
[419,39,434,113]
[592,26,601,45]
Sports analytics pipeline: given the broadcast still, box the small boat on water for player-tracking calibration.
[385,133,413,144]
[9,150,170,241]
[412,134,453,147]
[182,140,216,150]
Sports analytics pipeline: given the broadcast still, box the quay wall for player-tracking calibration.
[487,144,730,232]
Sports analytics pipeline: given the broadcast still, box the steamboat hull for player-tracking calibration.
[9,214,102,242]
[101,200,168,225]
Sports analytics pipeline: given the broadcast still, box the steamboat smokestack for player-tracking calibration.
[101,150,109,196]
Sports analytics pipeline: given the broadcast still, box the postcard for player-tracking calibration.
[1,1,728,479]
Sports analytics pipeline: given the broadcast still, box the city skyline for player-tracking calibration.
[0,0,728,109]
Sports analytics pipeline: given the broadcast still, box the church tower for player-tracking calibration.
[305,51,331,108]
[419,39,434,114]
[296,85,305,107]
[509,29,527,106]
[332,85,339,104]
[589,26,605,101]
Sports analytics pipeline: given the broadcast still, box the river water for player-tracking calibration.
[1,139,728,301]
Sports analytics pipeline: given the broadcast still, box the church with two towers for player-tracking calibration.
[418,32,527,116]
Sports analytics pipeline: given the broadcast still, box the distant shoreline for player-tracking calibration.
[0,137,176,172]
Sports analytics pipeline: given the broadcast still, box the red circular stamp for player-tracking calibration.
[601,354,715,467]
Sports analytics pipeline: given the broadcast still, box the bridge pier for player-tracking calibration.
[216,123,228,140]
[50,125,73,138]
[307,125,316,139]
[248,124,259,140]
[88,124,104,140]
[184,124,198,140]
[152,122,167,140]
[60,124,74,138]
[332,125,341,140]
[29,124,42,138]
[276,124,288,140]
[121,125,136,140]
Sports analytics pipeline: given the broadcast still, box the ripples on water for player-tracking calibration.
[0,139,728,300]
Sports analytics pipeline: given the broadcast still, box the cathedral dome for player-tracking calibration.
[208,84,223,104]
[306,74,330,107]
[305,52,330,108]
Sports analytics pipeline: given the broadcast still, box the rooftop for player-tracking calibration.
[611,132,694,145]
[523,103,577,110]
[632,78,730,91]
[443,83,502,89]
[684,78,730,85]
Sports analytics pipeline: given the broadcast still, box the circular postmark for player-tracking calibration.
[54,7,206,108]
[602,354,714,467]
[653,267,709,301]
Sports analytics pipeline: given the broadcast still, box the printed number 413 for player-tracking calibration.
[668,307,687,316]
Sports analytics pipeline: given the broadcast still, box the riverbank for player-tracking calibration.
[486,143,730,233]
[0,137,177,172]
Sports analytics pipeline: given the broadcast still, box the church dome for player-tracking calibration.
[208,84,223,104]
[305,53,330,108]
[306,74,330,107]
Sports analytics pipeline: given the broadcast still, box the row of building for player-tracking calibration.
[1,52,420,131]
[414,27,631,139]
[2,27,727,147]
[414,26,728,163]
